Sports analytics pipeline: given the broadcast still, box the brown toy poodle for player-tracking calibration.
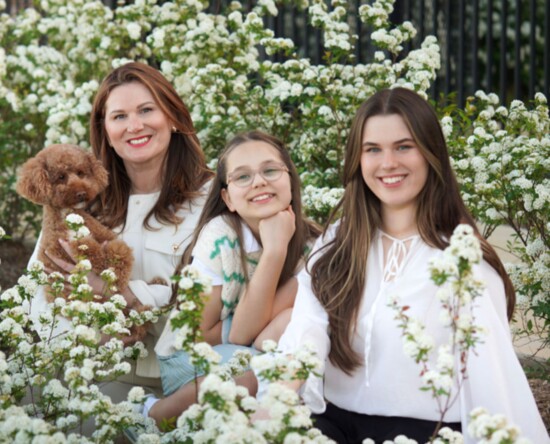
[16,143,134,303]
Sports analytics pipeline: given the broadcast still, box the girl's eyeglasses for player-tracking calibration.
[226,162,289,188]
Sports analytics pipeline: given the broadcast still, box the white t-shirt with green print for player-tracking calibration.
[191,215,262,321]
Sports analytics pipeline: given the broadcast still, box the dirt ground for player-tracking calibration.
[0,239,549,433]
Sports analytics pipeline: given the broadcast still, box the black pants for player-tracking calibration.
[311,403,462,444]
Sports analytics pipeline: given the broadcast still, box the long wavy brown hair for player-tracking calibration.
[173,130,321,300]
[310,88,516,375]
[89,62,212,229]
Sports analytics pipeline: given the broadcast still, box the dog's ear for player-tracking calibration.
[87,151,109,189]
[16,155,52,204]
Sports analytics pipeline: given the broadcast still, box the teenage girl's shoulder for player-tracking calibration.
[200,215,237,236]
[194,215,240,257]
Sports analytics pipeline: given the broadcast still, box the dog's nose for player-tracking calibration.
[76,191,87,202]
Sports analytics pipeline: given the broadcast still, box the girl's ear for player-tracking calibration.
[221,188,236,212]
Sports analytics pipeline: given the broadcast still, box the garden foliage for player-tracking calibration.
[0,222,533,442]
[0,0,548,441]
[1,0,546,357]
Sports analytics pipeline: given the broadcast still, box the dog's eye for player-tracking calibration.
[56,173,66,183]
[77,170,85,178]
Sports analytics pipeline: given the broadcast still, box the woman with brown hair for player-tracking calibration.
[30,62,212,386]
[269,88,548,443]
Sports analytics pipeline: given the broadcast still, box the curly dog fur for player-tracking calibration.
[16,144,152,342]
[16,144,134,302]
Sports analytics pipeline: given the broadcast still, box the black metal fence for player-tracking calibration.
[3,0,549,105]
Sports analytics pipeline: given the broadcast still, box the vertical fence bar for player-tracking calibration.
[499,0,507,103]
[529,0,536,98]
[514,0,521,99]
[432,0,438,42]
[472,0,480,93]
[458,0,465,106]
[545,0,550,97]
[289,6,297,55]
[419,0,425,41]
[406,0,412,54]
[431,0,439,100]
[303,7,310,61]
[444,0,452,97]
[486,0,493,92]
[355,0,362,62]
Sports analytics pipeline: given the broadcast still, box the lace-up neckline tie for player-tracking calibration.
[363,233,418,386]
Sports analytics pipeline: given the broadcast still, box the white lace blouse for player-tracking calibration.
[276,223,549,444]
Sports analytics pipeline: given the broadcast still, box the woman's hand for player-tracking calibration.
[45,240,108,298]
[46,239,141,308]
[258,206,296,253]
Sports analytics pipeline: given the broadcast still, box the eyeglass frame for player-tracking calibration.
[225,162,290,188]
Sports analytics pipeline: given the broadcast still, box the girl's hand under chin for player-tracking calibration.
[258,206,296,253]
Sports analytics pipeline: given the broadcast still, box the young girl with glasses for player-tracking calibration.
[145,130,320,424]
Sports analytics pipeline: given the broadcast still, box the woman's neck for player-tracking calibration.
[381,206,419,239]
[125,164,163,195]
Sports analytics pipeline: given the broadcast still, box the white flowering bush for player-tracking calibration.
[443,91,550,355]
[0,218,162,441]
[0,0,441,237]
[1,224,537,441]
[0,224,6,293]
[169,264,217,400]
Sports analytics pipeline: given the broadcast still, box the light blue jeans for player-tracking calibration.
[158,315,257,396]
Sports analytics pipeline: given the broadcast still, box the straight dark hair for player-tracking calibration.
[89,62,212,229]
[310,88,516,374]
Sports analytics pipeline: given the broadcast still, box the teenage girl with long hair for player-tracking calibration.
[270,88,548,444]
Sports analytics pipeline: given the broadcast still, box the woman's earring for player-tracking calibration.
[171,126,177,132]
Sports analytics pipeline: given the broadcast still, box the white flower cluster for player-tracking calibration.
[190,342,222,367]
[0,405,85,443]
[468,407,531,444]
[177,264,212,297]
[251,341,323,384]
[309,2,355,53]
[444,224,482,266]
[168,372,265,443]
[302,185,344,221]
[161,342,327,443]
[65,212,91,240]
[254,383,331,443]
